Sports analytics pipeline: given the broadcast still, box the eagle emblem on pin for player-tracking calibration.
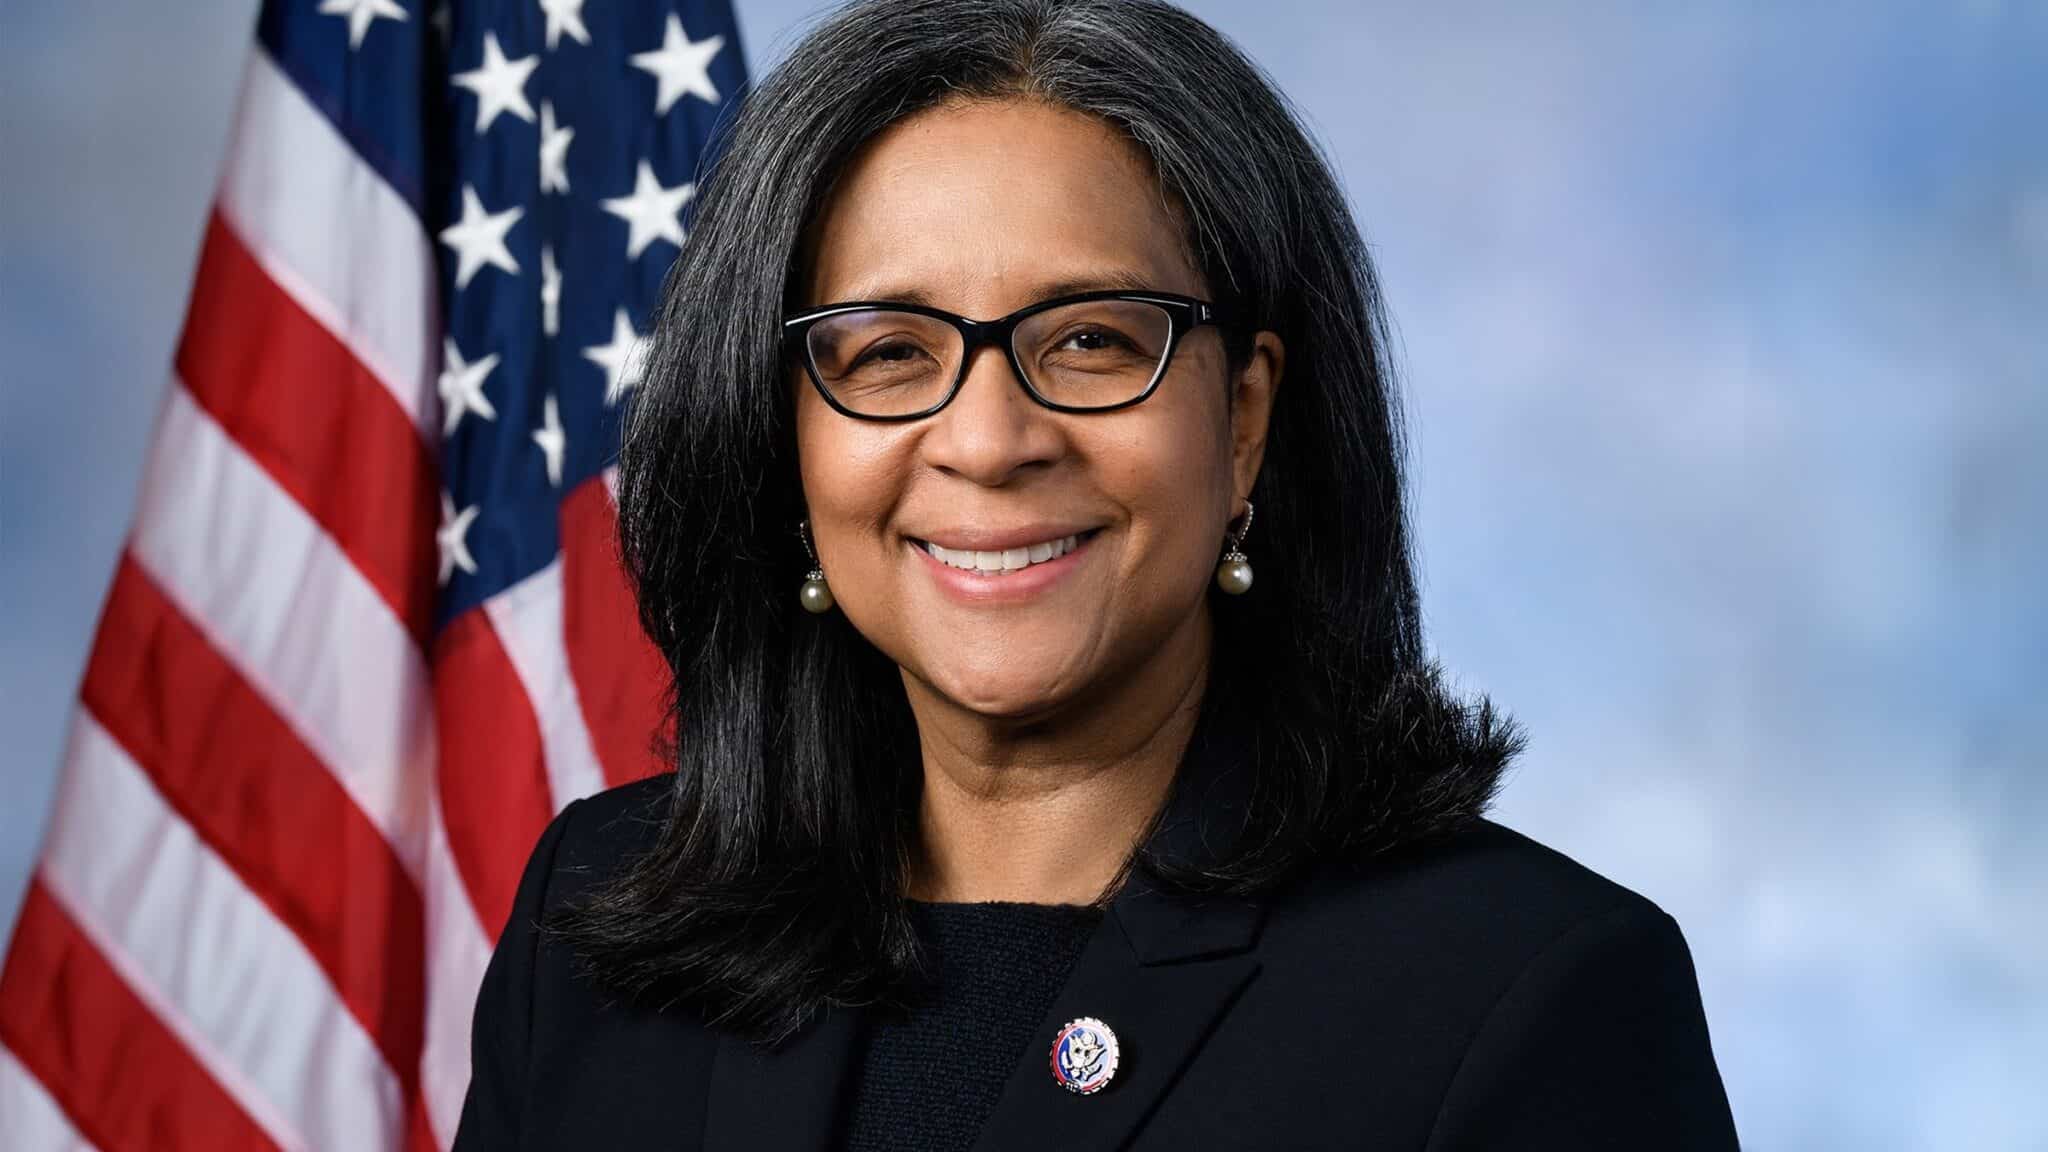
[1050,1016,1120,1094]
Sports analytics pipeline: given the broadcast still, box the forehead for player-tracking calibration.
[800,98,1202,311]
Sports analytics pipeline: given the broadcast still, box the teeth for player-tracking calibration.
[925,534,1083,573]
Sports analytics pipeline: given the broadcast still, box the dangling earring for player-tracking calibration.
[797,519,834,614]
[1215,499,1255,595]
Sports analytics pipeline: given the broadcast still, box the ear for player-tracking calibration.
[1228,329,1285,507]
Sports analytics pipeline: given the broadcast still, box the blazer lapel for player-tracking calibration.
[971,694,1272,1152]
[968,890,1264,1152]
[699,1002,863,1151]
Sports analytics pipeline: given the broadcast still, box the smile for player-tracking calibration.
[919,531,1096,574]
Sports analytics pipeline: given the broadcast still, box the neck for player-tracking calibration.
[901,609,1211,905]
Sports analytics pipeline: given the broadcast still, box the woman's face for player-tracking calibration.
[795,98,1280,723]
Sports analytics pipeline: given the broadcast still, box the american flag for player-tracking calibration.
[0,0,744,1146]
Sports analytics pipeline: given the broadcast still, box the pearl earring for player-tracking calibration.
[1215,500,1255,595]
[797,519,834,614]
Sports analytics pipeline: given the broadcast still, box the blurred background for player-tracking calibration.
[2,1,2043,1147]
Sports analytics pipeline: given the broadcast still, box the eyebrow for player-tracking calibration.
[828,267,1166,311]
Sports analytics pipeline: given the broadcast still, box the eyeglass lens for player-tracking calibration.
[804,299,1174,417]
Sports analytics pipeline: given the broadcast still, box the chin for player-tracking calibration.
[924,656,1090,721]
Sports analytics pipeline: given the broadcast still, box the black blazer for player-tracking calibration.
[454,725,1740,1151]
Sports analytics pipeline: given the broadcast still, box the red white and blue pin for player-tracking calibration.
[1050,1016,1120,1094]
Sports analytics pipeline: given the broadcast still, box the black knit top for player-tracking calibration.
[841,900,1105,1150]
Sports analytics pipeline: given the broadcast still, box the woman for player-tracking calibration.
[455,0,1740,1147]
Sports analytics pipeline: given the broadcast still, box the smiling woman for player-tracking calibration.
[452,1,1739,1149]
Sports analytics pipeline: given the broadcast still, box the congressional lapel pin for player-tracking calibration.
[1050,1016,1120,1094]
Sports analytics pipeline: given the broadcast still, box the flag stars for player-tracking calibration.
[453,32,539,134]
[602,160,693,260]
[583,308,647,406]
[539,0,591,50]
[539,102,575,194]
[438,493,481,585]
[540,245,563,336]
[533,393,567,487]
[319,0,407,49]
[440,185,523,289]
[437,337,500,436]
[631,14,725,115]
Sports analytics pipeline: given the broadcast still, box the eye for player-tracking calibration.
[851,338,930,367]
[1057,325,1139,353]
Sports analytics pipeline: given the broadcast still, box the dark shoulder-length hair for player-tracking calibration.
[562,0,1523,1043]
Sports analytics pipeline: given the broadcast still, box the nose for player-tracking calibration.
[918,342,1064,486]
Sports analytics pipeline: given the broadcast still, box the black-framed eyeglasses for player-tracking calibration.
[782,289,1229,421]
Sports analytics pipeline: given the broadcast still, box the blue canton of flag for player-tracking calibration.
[282,0,748,625]
[427,0,745,623]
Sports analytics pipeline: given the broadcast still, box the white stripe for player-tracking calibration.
[484,560,609,812]
[216,48,437,439]
[418,791,494,1149]
[42,712,403,1152]
[0,1046,98,1152]
[129,384,433,884]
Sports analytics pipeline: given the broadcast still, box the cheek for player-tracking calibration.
[1095,390,1235,585]
[793,391,908,581]
[1148,369,1236,509]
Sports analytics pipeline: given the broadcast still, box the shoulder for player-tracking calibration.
[1260,817,1701,1020]
[525,773,677,913]
[1307,821,1737,1145]
[1241,819,1735,1146]
[456,773,717,1147]
[1279,816,1678,951]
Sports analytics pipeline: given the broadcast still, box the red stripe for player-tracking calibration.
[406,1094,441,1152]
[79,554,426,1097]
[433,610,556,939]
[0,881,282,1152]
[560,478,670,789]
[176,212,437,646]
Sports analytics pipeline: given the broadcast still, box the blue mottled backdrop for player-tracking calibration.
[2,2,2042,1146]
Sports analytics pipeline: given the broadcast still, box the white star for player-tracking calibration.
[439,185,523,289]
[630,14,725,115]
[602,160,694,260]
[539,101,575,194]
[583,308,647,406]
[539,0,591,49]
[319,0,407,49]
[437,337,500,436]
[437,492,480,586]
[540,244,563,336]
[453,32,539,134]
[533,393,567,487]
